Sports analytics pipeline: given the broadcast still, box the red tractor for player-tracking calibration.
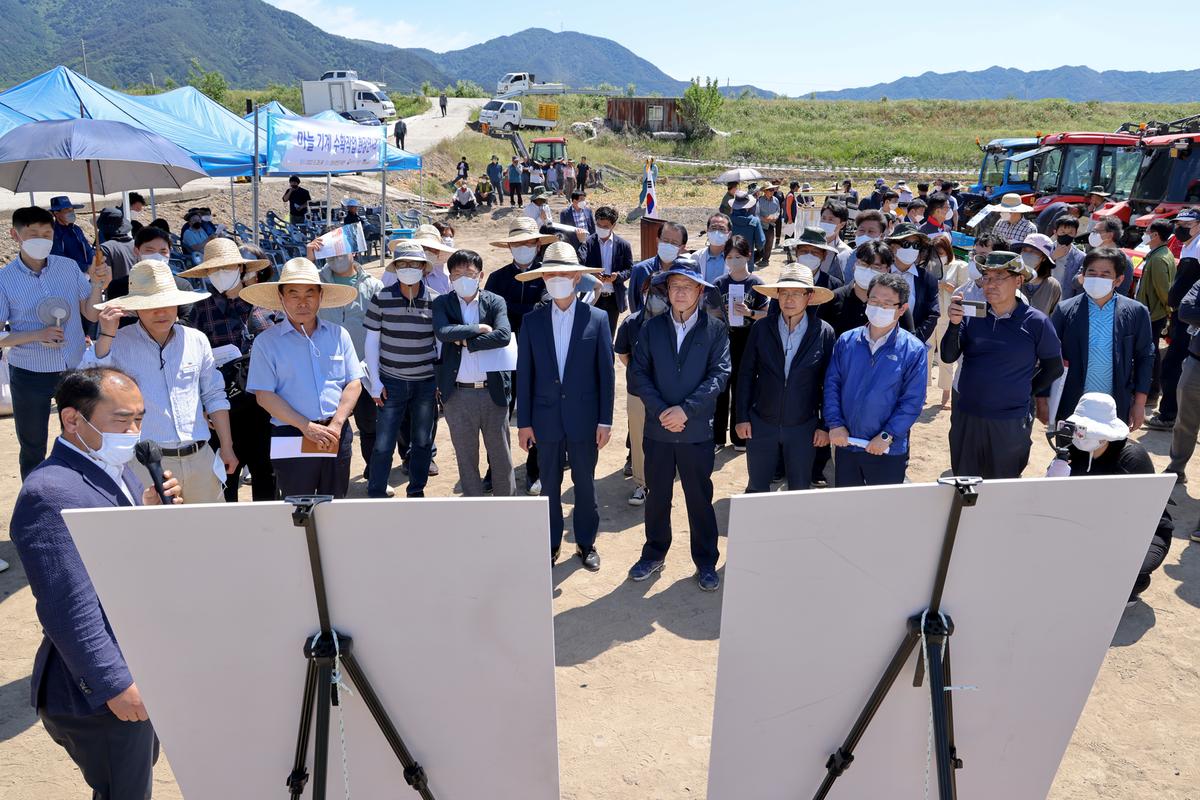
[1021,130,1143,215]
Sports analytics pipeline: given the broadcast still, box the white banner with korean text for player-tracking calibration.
[265,114,382,174]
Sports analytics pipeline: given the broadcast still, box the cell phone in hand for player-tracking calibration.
[961,300,987,318]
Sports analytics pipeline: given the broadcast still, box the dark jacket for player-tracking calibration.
[736,311,836,427]
[432,289,512,408]
[1047,293,1154,423]
[730,206,766,251]
[902,265,941,343]
[558,206,596,237]
[1169,255,1200,312]
[579,232,633,313]
[99,236,138,281]
[516,301,615,441]
[628,255,665,313]
[820,283,916,336]
[52,220,94,271]
[483,261,545,334]
[1174,274,1200,359]
[10,440,144,717]
[629,310,731,443]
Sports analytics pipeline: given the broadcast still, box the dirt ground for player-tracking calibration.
[1,196,1198,799]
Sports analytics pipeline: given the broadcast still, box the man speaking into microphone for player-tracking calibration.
[9,367,182,799]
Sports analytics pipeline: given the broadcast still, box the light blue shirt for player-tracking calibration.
[702,249,726,283]
[779,312,810,380]
[0,254,92,372]
[246,317,364,424]
[551,299,578,380]
[1084,295,1115,395]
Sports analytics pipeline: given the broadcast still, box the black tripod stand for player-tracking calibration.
[812,476,981,800]
[284,496,436,800]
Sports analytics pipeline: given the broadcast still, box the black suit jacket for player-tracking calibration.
[579,233,633,312]
[432,290,512,408]
[736,311,837,427]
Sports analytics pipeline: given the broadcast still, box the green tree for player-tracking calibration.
[421,80,434,97]
[452,80,487,98]
[625,83,637,97]
[186,59,227,104]
[679,77,725,137]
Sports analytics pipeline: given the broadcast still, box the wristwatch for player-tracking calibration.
[879,431,892,443]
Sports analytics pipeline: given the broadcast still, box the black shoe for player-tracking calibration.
[481,476,493,494]
[576,546,600,572]
[623,457,633,478]
[400,460,410,475]
[428,460,439,477]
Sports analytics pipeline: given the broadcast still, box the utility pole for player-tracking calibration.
[81,40,89,77]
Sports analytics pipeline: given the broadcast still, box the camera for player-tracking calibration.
[1053,419,1081,459]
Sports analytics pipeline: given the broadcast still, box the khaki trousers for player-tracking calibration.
[627,393,646,489]
[130,442,226,504]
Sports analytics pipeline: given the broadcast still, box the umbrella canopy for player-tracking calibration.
[0,118,208,194]
[715,167,763,184]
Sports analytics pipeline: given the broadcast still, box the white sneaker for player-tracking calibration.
[628,486,646,506]
[0,557,8,573]
[385,486,396,498]
[526,479,542,496]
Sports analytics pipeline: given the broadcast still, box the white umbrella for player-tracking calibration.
[715,167,763,184]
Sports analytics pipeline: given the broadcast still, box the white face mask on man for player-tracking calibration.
[511,245,538,265]
[545,276,576,300]
[19,236,53,261]
[657,242,680,263]
[80,416,140,467]
[854,266,879,290]
[209,267,241,293]
[452,276,479,297]
[1082,276,1114,299]
[864,304,896,328]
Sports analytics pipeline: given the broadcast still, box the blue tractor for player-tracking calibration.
[958,137,1041,220]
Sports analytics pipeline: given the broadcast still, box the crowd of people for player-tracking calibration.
[3,173,1197,796]
[448,153,595,212]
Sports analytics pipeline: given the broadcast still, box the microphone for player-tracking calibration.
[134,441,170,505]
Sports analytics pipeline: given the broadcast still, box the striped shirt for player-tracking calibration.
[0,254,92,372]
[1084,296,1116,395]
[364,283,439,381]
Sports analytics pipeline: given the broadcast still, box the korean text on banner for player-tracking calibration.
[266,114,382,174]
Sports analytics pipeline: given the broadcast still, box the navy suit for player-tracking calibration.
[10,440,159,797]
[903,265,941,343]
[517,300,615,552]
[1047,293,1154,424]
[580,231,633,339]
[559,206,596,240]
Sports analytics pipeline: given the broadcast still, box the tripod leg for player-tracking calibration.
[812,627,921,800]
[924,635,957,800]
[341,652,436,800]
[287,658,320,799]
[313,662,333,800]
[942,639,962,796]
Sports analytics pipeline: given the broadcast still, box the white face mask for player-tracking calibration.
[854,233,877,248]
[596,226,613,240]
[1087,231,1103,248]
[854,265,878,290]
[142,252,170,263]
[81,417,140,467]
[202,215,213,223]
[20,237,53,261]
[442,237,455,248]
[396,267,424,285]
[1083,276,1114,299]
[708,230,729,247]
[453,276,479,297]
[657,242,680,263]
[864,305,896,328]
[967,259,984,281]
[796,253,822,269]
[545,276,576,299]
[209,267,241,293]
[1074,433,1106,453]
[511,245,538,265]
[895,247,920,265]
[1020,252,1042,270]
[726,256,749,273]
[62,212,77,224]
[819,221,838,239]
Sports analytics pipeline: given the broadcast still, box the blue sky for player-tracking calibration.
[267,0,1200,94]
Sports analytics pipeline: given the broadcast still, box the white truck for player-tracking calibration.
[301,70,396,120]
[496,72,566,98]
[478,99,559,131]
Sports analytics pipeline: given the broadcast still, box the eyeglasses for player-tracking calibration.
[866,301,901,309]
[978,272,1016,285]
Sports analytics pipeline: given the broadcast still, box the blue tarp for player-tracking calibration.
[0,67,420,177]
[243,100,297,120]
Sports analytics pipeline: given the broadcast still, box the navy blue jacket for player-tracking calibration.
[10,440,144,716]
[432,289,513,408]
[899,265,941,343]
[579,232,634,313]
[558,206,596,237]
[484,261,545,334]
[629,310,731,443]
[1048,293,1154,423]
[52,220,94,271]
[736,311,837,427]
[516,301,615,441]
[730,206,766,251]
[628,255,666,313]
[823,326,929,454]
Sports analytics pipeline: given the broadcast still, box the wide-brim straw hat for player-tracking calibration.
[515,242,601,282]
[752,264,834,304]
[177,237,269,278]
[238,257,358,310]
[412,223,455,254]
[95,260,211,311]
[987,192,1033,214]
[490,217,557,247]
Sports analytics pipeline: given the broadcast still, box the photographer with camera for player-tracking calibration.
[1045,393,1173,606]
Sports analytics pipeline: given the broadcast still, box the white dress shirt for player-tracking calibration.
[550,299,577,379]
[58,436,135,504]
[672,306,700,349]
[83,323,229,447]
[456,295,487,383]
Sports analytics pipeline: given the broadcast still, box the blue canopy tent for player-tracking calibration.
[243,100,297,121]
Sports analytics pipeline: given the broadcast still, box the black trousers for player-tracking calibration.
[1149,316,1168,402]
[745,415,817,492]
[594,292,620,341]
[641,437,720,569]
[271,423,354,499]
[949,408,1032,479]
[835,449,909,486]
[538,438,600,552]
[507,367,539,484]
[40,708,159,800]
[1158,317,1189,419]
[217,392,276,502]
[714,326,751,447]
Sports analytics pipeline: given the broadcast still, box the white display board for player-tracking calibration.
[65,498,559,799]
[708,475,1174,800]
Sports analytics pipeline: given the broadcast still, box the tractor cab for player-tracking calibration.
[958,137,1040,220]
[1021,131,1142,215]
[1116,116,1200,236]
[529,137,567,165]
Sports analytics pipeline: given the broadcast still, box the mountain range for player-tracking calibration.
[810,65,1200,103]
[0,1,770,97]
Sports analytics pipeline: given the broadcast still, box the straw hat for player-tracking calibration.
[177,237,269,278]
[413,224,455,254]
[238,257,358,310]
[751,264,834,304]
[490,217,557,248]
[515,242,601,282]
[987,192,1033,214]
[388,239,430,265]
[95,260,211,311]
